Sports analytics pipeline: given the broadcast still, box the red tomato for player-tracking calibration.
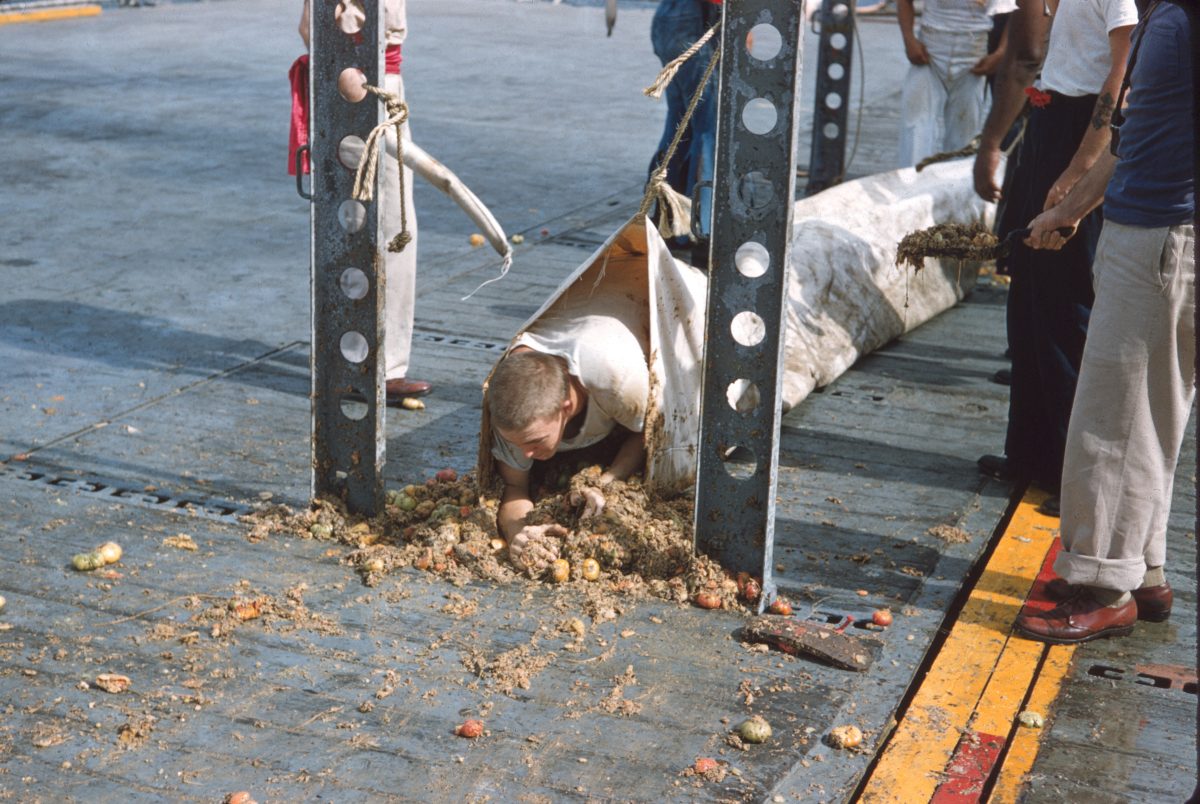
[455,719,484,738]
[767,598,793,616]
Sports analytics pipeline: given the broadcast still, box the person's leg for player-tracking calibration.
[1011,95,1098,488]
[896,60,945,168]
[381,71,419,384]
[648,0,705,195]
[939,29,988,153]
[1056,222,1197,591]
[992,123,1042,475]
[898,26,966,167]
[1026,212,1097,489]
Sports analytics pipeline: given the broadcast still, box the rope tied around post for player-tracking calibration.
[637,38,722,241]
[352,83,412,253]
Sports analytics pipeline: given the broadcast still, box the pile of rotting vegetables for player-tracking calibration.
[895,221,998,271]
[244,454,785,615]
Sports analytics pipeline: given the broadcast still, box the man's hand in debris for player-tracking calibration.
[570,485,607,520]
[508,523,567,576]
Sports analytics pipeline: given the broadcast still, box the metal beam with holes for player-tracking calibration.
[806,0,855,195]
[694,0,805,609]
[310,0,386,515]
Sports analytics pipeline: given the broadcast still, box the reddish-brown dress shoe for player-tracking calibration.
[1016,588,1137,644]
[385,378,432,403]
[1043,577,1172,622]
[1131,582,1173,623]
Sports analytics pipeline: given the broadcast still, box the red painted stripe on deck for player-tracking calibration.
[1018,537,1063,616]
[929,731,1006,802]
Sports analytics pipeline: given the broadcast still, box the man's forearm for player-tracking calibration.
[897,0,917,41]
[1049,150,1117,224]
[497,496,533,541]
[599,433,646,486]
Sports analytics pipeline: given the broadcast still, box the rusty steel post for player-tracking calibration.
[309,0,386,515]
[694,0,805,611]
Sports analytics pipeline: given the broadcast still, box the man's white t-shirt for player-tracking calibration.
[922,0,1019,34]
[1039,0,1138,96]
[492,278,650,472]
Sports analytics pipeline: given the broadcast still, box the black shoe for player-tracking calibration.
[977,454,1025,481]
[991,368,1011,386]
[1037,495,1061,517]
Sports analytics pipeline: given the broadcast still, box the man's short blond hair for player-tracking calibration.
[488,351,570,432]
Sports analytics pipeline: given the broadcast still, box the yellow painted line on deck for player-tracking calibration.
[987,645,1076,803]
[860,489,1060,803]
[0,5,101,25]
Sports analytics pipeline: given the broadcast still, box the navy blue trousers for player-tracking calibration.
[997,92,1104,488]
[648,0,720,242]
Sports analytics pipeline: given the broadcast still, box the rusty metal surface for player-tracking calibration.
[310,0,386,515]
[695,0,805,608]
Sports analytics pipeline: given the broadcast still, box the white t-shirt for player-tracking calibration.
[1039,0,1138,96]
[491,274,651,472]
[922,0,1018,34]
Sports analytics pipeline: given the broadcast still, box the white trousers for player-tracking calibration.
[897,26,988,169]
[1055,221,1196,591]
[380,72,418,381]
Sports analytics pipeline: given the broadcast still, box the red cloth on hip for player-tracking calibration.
[289,46,401,175]
[385,44,402,74]
[287,54,310,176]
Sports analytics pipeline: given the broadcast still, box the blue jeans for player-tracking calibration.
[649,0,719,241]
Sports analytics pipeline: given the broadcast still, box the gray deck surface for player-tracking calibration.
[0,1,1195,801]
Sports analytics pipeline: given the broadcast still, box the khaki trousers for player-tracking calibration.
[1055,220,1196,591]
[380,71,418,381]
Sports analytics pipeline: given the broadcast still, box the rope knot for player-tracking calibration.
[351,84,412,252]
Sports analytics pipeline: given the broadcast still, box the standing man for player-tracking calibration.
[1016,0,1195,643]
[648,0,722,267]
[299,0,431,403]
[972,0,1136,515]
[895,0,1017,168]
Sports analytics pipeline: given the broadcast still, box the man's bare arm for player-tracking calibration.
[496,461,533,541]
[599,432,646,486]
[972,0,1051,200]
[572,432,646,520]
[971,14,1011,76]
[1025,149,1117,249]
[897,0,930,65]
[299,0,311,49]
[1042,27,1133,209]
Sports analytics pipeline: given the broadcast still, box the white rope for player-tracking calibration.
[643,21,720,100]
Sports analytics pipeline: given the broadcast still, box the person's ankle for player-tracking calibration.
[1088,586,1132,608]
[1140,566,1165,588]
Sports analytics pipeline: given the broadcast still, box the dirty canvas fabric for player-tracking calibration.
[479,159,990,492]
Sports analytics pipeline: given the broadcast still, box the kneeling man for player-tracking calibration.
[488,289,651,573]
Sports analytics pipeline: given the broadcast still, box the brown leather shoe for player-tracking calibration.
[1131,582,1173,623]
[385,378,432,404]
[1016,588,1136,644]
[1043,577,1172,622]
